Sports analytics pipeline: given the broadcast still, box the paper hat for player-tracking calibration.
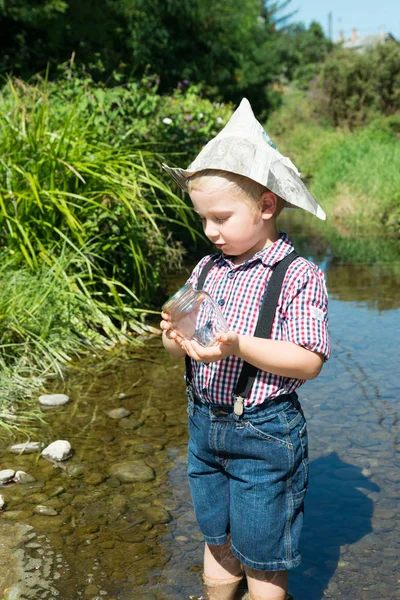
[162,98,326,220]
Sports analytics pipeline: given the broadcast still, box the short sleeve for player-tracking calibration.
[281,262,330,360]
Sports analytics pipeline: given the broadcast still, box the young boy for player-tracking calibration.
[160,99,330,600]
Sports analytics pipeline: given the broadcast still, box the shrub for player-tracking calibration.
[313,42,400,128]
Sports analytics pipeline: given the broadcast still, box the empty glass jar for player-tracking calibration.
[162,284,229,346]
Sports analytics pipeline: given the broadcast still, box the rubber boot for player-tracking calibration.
[203,574,244,600]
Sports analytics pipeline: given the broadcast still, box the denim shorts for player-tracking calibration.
[187,389,308,571]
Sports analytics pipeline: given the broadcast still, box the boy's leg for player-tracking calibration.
[203,541,244,600]
[244,567,288,600]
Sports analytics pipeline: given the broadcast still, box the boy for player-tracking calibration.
[160,99,330,600]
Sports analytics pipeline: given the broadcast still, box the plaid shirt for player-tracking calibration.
[186,232,330,407]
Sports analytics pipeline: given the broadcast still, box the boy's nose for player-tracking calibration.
[204,221,219,239]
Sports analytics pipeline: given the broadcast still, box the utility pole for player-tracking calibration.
[328,11,333,40]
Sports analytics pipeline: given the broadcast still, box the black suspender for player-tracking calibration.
[185,250,300,402]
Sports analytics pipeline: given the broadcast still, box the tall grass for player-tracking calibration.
[0,75,203,429]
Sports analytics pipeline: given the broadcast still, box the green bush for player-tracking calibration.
[267,89,400,240]
[312,42,400,128]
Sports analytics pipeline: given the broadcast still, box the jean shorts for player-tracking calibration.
[187,389,308,571]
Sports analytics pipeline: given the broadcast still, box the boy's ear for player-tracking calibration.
[260,191,279,220]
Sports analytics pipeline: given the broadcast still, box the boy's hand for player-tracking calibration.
[160,311,184,344]
[180,331,239,363]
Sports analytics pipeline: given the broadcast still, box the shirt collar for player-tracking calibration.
[217,232,294,269]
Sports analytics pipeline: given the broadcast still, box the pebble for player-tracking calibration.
[0,494,5,510]
[107,408,131,419]
[8,442,44,454]
[14,471,36,484]
[110,460,155,483]
[38,393,70,406]
[33,505,59,516]
[41,440,73,461]
[0,469,15,484]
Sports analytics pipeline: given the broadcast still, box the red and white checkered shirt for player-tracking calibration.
[186,232,330,407]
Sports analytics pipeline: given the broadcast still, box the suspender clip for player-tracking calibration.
[233,396,244,416]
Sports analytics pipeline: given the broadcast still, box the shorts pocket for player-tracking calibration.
[244,413,291,448]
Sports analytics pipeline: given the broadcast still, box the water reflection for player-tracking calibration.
[326,264,400,312]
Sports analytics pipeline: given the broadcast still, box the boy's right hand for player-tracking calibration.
[160,311,183,343]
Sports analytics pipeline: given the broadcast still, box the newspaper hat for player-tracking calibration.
[162,98,326,220]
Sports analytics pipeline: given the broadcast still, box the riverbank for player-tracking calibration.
[267,88,400,245]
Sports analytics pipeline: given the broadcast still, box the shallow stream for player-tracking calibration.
[1,232,400,600]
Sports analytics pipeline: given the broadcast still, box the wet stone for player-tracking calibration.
[33,505,59,516]
[118,418,143,430]
[8,442,44,454]
[67,463,86,478]
[14,471,36,484]
[0,469,15,484]
[41,440,73,461]
[39,393,70,406]
[84,472,106,486]
[143,507,171,524]
[110,460,155,483]
[107,407,131,419]
[130,442,164,454]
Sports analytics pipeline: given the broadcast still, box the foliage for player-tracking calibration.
[313,42,400,128]
[0,75,199,318]
[273,21,333,88]
[0,70,233,412]
[267,89,400,240]
[0,0,332,117]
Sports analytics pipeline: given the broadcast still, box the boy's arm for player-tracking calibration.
[179,334,323,380]
[235,336,323,380]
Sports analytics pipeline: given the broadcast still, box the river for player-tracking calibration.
[1,229,399,600]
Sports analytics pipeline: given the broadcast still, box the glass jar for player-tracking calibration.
[162,284,229,347]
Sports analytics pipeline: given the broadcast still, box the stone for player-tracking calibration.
[110,460,155,483]
[8,442,44,454]
[84,472,105,486]
[33,505,59,516]
[41,440,73,461]
[0,469,15,484]
[107,407,131,419]
[38,393,70,406]
[14,471,36,484]
[0,494,5,510]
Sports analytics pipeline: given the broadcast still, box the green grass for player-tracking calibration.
[267,89,400,253]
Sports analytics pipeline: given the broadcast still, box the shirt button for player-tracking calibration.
[228,272,235,279]
[218,298,225,306]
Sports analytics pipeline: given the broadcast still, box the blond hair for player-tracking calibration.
[187,169,285,216]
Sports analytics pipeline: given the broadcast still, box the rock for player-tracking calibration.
[110,460,155,483]
[0,494,5,510]
[8,442,44,454]
[38,393,70,406]
[84,472,105,486]
[33,505,59,516]
[14,471,36,484]
[107,407,131,419]
[67,463,85,477]
[118,418,143,430]
[41,440,73,461]
[0,469,15,484]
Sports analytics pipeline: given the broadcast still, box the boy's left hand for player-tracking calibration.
[180,331,239,363]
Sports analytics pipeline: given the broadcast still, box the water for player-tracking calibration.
[1,237,400,600]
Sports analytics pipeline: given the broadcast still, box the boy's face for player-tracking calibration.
[190,185,274,264]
